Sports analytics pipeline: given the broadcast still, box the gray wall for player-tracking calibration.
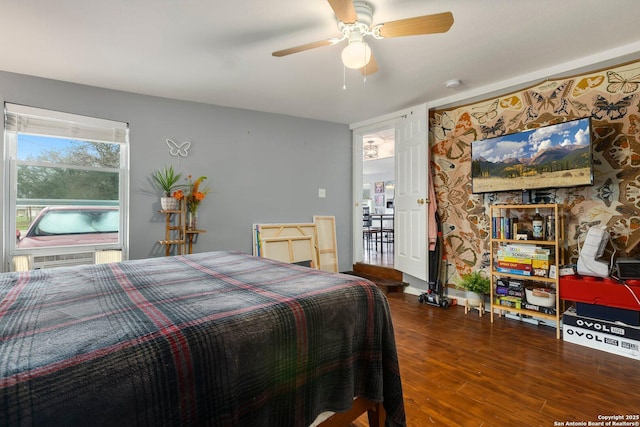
[0,71,353,271]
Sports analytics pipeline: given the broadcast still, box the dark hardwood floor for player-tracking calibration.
[362,242,394,267]
[354,293,640,426]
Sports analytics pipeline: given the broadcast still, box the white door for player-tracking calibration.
[351,119,397,264]
[393,104,429,281]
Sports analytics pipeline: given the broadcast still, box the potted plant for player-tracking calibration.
[459,270,490,307]
[152,165,182,210]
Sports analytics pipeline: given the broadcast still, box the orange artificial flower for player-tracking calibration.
[173,174,210,213]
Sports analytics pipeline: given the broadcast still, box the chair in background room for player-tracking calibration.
[381,216,394,253]
[363,208,380,251]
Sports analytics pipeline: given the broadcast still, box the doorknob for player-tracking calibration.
[417,198,424,205]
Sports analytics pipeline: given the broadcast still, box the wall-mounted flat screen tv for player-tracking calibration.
[471,117,593,194]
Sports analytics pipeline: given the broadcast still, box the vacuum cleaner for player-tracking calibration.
[418,211,453,308]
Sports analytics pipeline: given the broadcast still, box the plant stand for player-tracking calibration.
[158,199,206,256]
[464,292,485,317]
[158,201,186,256]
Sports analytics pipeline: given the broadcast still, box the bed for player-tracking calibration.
[0,251,405,426]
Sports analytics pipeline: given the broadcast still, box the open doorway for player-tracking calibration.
[362,128,395,267]
[353,103,429,281]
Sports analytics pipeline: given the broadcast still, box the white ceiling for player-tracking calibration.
[2,0,640,125]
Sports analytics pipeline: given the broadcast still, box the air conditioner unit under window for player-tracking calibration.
[31,252,95,270]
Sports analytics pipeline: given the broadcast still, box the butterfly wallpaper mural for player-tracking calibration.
[429,60,640,288]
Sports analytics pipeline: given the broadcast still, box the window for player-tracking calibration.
[4,103,129,271]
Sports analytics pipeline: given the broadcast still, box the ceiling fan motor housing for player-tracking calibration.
[337,1,373,29]
[353,1,373,27]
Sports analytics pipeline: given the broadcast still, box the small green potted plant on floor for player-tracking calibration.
[459,270,490,308]
[152,165,182,210]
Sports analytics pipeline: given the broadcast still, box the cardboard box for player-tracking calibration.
[563,325,640,360]
[576,302,640,326]
[522,302,556,316]
[508,279,525,290]
[562,309,640,360]
[532,259,549,269]
[496,296,522,309]
[563,307,640,341]
[496,285,509,296]
[508,289,524,298]
[532,268,548,277]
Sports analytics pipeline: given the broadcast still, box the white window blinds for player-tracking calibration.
[4,103,128,143]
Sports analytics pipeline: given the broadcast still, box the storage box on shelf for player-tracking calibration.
[559,275,640,315]
[489,203,564,339]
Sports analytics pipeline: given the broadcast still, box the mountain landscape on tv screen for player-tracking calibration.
[471,118,593,193]
[472,144,590,179]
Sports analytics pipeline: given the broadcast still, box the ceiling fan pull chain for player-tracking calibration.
[363,48,367,82]
[343,65,347,90]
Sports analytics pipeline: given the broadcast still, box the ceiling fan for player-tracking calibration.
[272,0,454,75]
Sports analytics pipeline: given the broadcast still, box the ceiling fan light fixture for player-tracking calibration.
[364,140,378,159]
[341,36,371,69]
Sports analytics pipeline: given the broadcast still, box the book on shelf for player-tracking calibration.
[496,246,550,261]
[492,215,519,240]
[496,267,532,276]
[497,260,533,271]
[492,216,507,239]
[500,244,551,254]
[497,255,533,264]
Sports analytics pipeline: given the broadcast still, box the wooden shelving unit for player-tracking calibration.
[489,203,564,339]
[158,202,186,256]
[158,200,206,256]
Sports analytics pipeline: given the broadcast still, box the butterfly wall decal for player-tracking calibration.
[591,94,636,120]
[480,116,506,139]
[445,233,478,274]
[432,112,476,160]
[608,215,640,251]
[606,70,640,94]
[431,111,455,141]
[596,177,614,207]
[433,157,456,172]
[499,95,522,110]
[572,75,605,97]
[470,99,499,124]
[523,80,574,121]
[466,212,490,240]
[629,114,640,134]
[607,133,640,167]
[166,139,191,157]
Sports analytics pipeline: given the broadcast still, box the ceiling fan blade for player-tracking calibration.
[327,0,357,23]
[360,54,379,75]
[272,39,336,57]
[378,11,454,38]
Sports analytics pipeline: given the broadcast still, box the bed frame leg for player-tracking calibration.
[318,398,385,427]
[367,402,385,427]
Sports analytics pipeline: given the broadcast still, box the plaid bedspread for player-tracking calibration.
[0,251,405,427]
